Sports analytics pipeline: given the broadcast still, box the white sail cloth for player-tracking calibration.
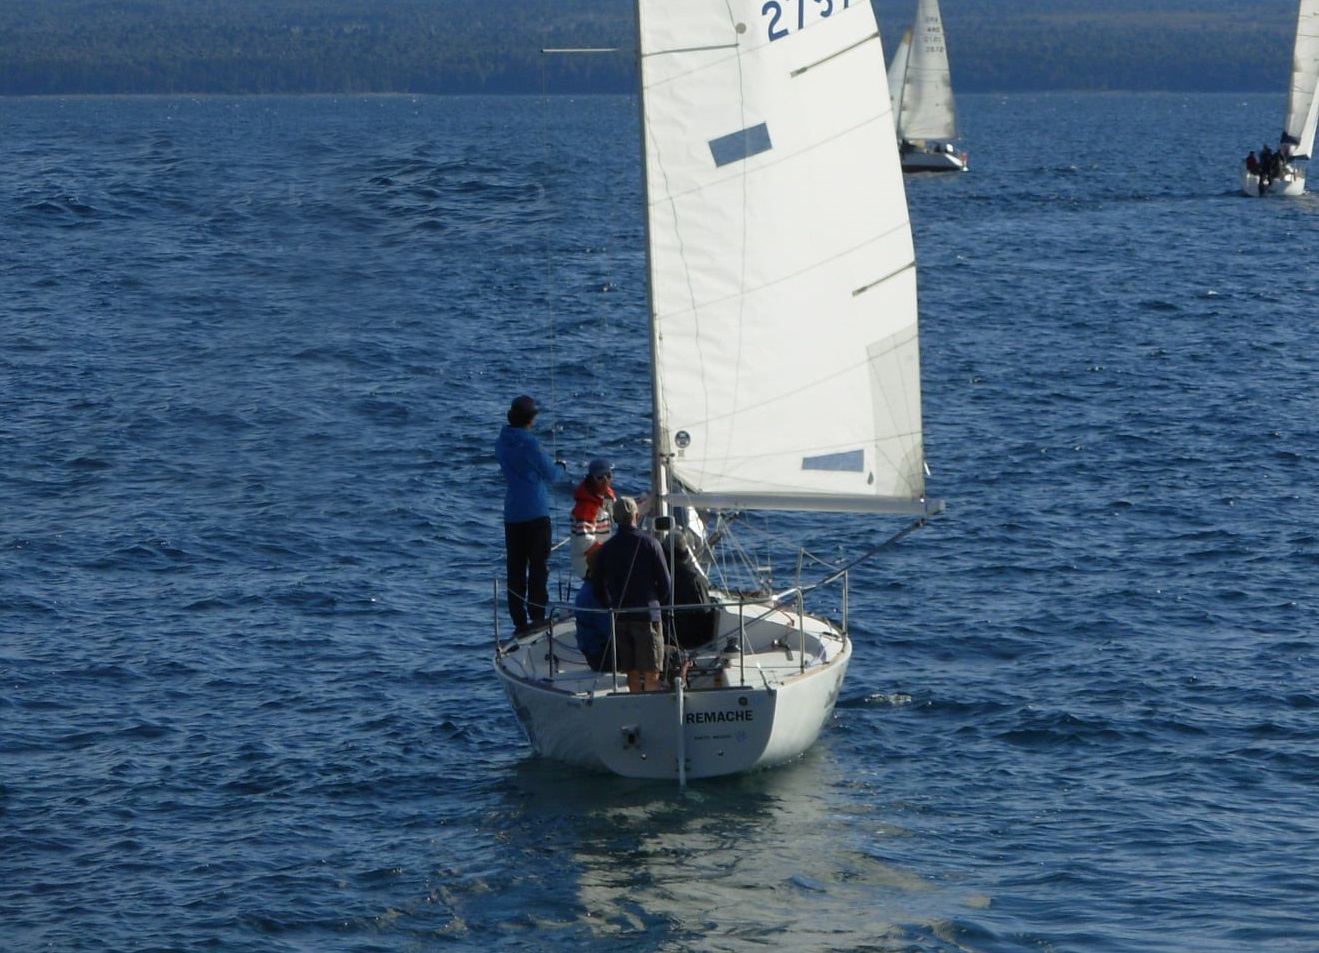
[1283,0,1319,157]
[637,1,928,514]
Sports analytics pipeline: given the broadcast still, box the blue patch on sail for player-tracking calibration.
[801,450,864,472]
[710,123,772,168]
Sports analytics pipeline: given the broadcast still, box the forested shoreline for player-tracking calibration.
[0,0,1298,95]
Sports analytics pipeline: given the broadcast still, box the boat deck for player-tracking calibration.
[497,598,841,697]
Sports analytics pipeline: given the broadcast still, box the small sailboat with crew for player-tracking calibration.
[1241,0,1319,196]
[888,0,967,173]
[493,0,940,784]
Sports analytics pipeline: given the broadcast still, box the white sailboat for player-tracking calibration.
[888,0,967,173]
[1242,0,1319,196]
[494,0,940,783]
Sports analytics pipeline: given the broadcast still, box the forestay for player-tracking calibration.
[637,0,928,515]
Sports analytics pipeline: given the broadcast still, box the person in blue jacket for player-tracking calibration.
[495,394,561,633]
[573,570,611,672]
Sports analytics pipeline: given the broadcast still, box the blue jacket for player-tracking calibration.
[574,582,610,666]
[496,424,559,523]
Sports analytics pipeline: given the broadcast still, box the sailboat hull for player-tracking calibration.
[1240,162,1306,196]
[494,602,852,780]
[901,143,968,173]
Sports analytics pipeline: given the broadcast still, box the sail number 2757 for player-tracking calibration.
[762,0,852,41]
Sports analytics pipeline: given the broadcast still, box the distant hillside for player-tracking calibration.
[0,0,1299,95]
[872,0,1297,93]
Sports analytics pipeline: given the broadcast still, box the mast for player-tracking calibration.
[634,0,671,524]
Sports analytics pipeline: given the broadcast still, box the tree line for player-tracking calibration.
[0,0,1298,96]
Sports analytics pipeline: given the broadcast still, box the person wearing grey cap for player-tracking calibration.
[495,394,561,633]
[592,496,671,692]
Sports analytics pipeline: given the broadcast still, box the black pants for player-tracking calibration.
[504,516,551,630]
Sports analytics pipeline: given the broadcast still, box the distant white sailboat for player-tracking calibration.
[1242,0,1319,196]
[494,0,940,784]
[888,0,967,173]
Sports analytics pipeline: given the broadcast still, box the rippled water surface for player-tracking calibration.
[2,92,1317,952]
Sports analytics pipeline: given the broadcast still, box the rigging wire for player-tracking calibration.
[538,22,560,475]
[538,43,632,480]
[536,7,576,610]
[536,25,635,603]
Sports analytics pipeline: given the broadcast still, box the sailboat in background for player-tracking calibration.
[494,0,940,783]
[1241,0,1319,196]
[888,0,967,172]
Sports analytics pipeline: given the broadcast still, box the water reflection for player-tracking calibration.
[485,751,987,952]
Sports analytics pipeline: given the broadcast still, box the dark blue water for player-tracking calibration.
[2,92,1316,952]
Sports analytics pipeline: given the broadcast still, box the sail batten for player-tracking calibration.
[638,1,924,511]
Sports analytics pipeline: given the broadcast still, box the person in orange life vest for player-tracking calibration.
[569,458,616,579]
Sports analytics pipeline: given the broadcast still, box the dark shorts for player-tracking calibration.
[614,619,663,674]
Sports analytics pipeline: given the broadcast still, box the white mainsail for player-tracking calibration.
[895,0,956,143]
[1283,0,1319,158]
[637,0,927,515]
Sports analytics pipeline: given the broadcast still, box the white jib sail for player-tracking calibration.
[887,28,912,130]
[1284,0,1319,157]
[897,0,956,142]
[636,0,926,514]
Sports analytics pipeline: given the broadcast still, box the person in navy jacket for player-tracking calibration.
[495,395,561,633]
[592,496,671,692]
